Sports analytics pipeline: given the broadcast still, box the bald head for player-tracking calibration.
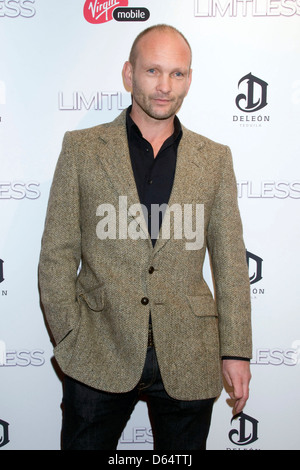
[129,24,192,70]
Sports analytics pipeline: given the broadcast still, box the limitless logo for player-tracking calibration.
[58,91,130,111]
[0,0,35,18]
[194,0,300,17]
[0,182,40,199]
[229,412,259,446]
[236,73,268,113]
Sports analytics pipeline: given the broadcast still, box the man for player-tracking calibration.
[39,24,252,450]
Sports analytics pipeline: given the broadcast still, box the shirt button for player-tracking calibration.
[148,179,153,184]
[148,266,155,274]
[141,297,149,305]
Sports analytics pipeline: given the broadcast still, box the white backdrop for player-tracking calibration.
[1,0,300,451]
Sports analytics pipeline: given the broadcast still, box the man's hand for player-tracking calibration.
[222,359,251,415]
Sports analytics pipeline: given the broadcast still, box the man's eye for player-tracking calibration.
[174,72,183,78]
[148,69,156,74]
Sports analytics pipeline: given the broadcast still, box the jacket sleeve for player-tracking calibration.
[206,146,252,359]
[39,132,81,345]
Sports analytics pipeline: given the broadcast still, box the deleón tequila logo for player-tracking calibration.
[246,250,263,285]
[0,259,4,283]
[229,412,259,446]
[0,419,9,448]
[236,73,268,113]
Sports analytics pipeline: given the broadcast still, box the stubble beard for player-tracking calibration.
[132,80,184,121]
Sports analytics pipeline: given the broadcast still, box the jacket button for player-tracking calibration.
[141,297,149,305]
[148,266,155,274]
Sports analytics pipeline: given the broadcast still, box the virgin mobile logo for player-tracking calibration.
[84,0,128,24]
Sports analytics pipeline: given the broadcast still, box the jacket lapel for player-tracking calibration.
[95,111,151,243]
[153,129,206,254]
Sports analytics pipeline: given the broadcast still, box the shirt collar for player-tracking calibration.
[126,106,182,146]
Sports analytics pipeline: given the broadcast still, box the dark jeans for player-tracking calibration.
[62,346,215,450]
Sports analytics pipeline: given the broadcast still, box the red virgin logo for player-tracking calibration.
[83,0,129,24]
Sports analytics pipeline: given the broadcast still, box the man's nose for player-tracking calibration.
[156,74,172,93]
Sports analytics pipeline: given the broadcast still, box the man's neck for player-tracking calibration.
[129,105,175,156]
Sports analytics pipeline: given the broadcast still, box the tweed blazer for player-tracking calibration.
[39,110,252,401]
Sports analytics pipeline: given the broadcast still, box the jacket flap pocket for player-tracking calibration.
[78,285,104,312]
[186,295,218,317]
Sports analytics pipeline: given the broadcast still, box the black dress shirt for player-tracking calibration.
[126,107,182,246]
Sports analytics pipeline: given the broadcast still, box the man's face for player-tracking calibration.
[124,30,192,122]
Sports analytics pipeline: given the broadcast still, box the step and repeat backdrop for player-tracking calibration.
[1,0,300,450]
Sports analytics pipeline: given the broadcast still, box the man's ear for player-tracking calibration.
[122,61,133,93]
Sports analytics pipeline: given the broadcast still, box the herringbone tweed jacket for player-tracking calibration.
[39,109,252,401]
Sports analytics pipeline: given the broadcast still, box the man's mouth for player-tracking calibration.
[152,97,172,104]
